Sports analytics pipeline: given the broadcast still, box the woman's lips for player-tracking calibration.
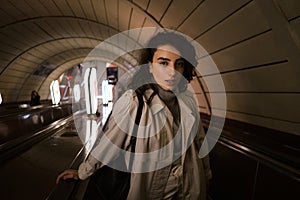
[165,79,177,85]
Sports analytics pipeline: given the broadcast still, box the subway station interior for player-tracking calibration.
[0,0,299,199]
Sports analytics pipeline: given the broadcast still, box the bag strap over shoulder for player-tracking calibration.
[128,90,144,170]
[132,89,144,136]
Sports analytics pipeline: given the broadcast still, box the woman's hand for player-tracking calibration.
[56,169,79,184]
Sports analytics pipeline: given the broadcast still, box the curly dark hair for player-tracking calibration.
[128,31,197,93]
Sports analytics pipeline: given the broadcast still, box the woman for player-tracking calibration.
[30,90,41,106]
[57,31,211,199]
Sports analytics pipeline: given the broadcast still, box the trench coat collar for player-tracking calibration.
[143,89,196,138]
[144,89,195,116]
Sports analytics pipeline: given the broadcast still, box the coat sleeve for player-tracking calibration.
[188,91,212,181]
[78,90,139,180]
[197,123,212,181]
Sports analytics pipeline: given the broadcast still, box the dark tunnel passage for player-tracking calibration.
[0,0,299,199]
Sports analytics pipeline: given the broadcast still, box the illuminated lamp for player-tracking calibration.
[84,68,98,115]
[50,80,61,105]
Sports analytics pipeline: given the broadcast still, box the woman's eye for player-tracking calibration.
[175,61,184,69]
[159,61,168,66]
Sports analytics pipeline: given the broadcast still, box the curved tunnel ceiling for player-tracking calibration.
[0,0,299,135]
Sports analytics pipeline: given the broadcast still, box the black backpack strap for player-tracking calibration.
[132,90,144,137]
[128,90,144,170]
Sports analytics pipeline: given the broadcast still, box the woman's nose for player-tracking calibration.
[168,64,176,76]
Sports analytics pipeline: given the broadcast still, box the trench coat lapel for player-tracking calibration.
[178,94,196,162]
[143,90,196,161]
[147,93,174,122]
[147,91,196,147]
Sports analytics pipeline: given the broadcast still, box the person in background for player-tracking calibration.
[30,90,41,106]
[57,31,211,199]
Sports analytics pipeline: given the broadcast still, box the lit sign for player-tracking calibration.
[106,63,118,85]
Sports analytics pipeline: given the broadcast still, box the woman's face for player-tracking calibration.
[149,44,184,91]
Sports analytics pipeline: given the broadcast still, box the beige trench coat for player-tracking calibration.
[78,88,212,200]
